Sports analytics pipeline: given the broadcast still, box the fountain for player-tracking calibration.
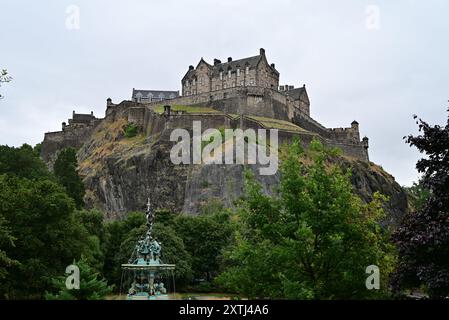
[120,198,176,300]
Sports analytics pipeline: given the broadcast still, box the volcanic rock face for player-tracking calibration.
[75,113,408,226]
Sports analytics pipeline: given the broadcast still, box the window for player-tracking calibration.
[237,68,240,77]
[228,70,232,78]
[193,79,196,86]
[219,71,223,80]
[224,84,227,89]
[199,77,203,85]
[246,66,249,75]
[216,85,219,91]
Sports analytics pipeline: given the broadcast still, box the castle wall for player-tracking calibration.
[291,108,330,138]
[41,123,99,170]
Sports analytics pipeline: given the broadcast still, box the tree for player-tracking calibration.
[216,139,395,299]
[0,144,52,180]
[404,179,430,212]
[174,211,234,282]
[54,148,85,208]
[0,174,94,298]
[391,111,449,299]
[0,213,18,282]
[74,209,106,273]
[102,212,147,288]
[0,69,12,100]
[45,256,112,300]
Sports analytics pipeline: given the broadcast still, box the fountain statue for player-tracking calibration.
[121,198,176,300]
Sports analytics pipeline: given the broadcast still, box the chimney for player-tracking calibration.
[189,65,194,71]
[260,48,265,55]
[62,122,66,131]
[214,59,221,66]
[285,85,289,91]
[90,111,94,116]
[72,110,75,117]
[106,98,112,106]
[271,63,275,69]
[228,57,232,62]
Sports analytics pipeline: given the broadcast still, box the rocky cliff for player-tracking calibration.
[75,109,408,226]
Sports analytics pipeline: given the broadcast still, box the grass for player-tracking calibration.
[246,115,307,132]
[78,118,147,176]
[152,104,220,114]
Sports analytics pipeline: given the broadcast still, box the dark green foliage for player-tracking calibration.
[102,212,147,288]
[54,148,85,209]
[0,145,105,299]
[74,209,106,273]
[404,180,431,212]
[216,139,395,299]
[124,123,138,138]
[0,144,52,180]
[0,213,18,282]
[102,209,234,292]
[45,256,112,300]
[392,111,449,299]
[174,211,234,282]
[0,175,93,298]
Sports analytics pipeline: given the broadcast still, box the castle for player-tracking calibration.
[41,48,369,168]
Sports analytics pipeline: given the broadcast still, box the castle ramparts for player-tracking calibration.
[41,49,370,167]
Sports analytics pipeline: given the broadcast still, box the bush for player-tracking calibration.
[124,123,138,138]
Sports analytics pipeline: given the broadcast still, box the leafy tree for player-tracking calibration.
[102,212,147,288]
[45,256,112,300]
[174,211,234,282]
[0,174,94,299]
[0,144,52,180]
[404,179,430,212]
[0,213,18,282]
[216,139,395,299]
[74,209,106,273]
[54,148,85,208]
[391,111,449,299]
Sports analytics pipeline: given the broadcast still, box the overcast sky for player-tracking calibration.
[1,0,448,186]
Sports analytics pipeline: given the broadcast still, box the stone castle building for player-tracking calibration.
[41,48,369,169]
[182,48,279,95]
